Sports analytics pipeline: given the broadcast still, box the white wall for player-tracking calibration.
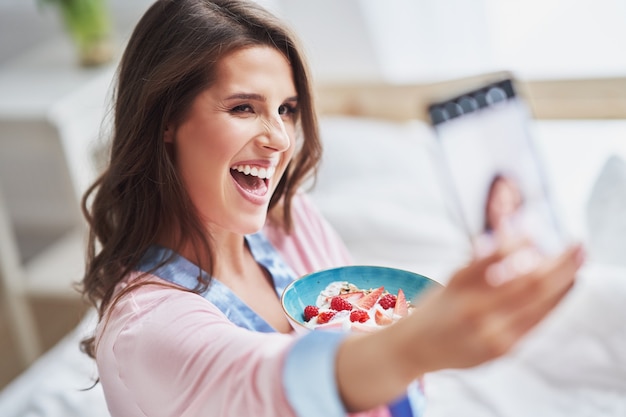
[274,0,383,83]
[274,0,626,83]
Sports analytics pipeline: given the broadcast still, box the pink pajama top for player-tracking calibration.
[95,193,422,417]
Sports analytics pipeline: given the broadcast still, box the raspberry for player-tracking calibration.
[349,310,369,323]
[316,311,336,324]
[303,305,319,322]
[378,294,397,310]
[330,296,353,312]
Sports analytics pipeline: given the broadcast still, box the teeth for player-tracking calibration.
[232,165,275,179]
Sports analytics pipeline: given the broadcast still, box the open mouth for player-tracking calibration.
[230,165,275,196]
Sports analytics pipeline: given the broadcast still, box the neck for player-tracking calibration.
[158,219,266,285]
[211,230,251,278]
[158,224,251,274]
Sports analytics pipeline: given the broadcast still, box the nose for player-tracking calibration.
[260,114,291,152]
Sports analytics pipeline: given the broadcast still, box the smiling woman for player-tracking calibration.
[78,1,583,417]
[163,46,297,240]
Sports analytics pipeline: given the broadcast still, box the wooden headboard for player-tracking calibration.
[315,72,626,121]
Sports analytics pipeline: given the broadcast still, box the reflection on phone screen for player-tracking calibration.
[428,78,565,257]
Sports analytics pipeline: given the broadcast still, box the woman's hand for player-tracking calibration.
[336,240,585,412]
[403,240,585,372]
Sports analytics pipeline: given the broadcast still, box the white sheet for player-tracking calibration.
[0,311,108,417]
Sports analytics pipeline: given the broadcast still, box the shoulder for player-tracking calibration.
[96,274,234,355]
[94,273,297,416]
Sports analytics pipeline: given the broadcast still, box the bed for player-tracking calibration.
[1,74,626,417]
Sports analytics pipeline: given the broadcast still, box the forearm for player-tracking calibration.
[336,320,425,412]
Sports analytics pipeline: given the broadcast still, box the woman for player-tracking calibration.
[483,173,524,234]
[80,1,584,416]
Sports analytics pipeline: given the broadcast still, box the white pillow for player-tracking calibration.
[308,116,470,283]
[586,155,626,267]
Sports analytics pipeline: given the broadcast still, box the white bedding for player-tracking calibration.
[1,116,625,417]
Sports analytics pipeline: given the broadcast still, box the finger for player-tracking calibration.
[487,270,575,353]
[486,243,584,329]
[529,243,586,283]
[509,277,572,337]
[472,245,584,356]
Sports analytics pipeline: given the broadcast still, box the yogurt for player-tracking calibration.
[303,281,412,331]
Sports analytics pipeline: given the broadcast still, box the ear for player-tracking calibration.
[164,124,174,143]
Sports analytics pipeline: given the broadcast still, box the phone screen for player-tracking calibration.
[428,78,565,256]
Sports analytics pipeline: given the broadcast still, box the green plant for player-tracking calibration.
[37,0,114,66]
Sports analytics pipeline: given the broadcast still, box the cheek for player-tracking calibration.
[175,142,214,183]
[172,140,225,201]
[174,121,238,168]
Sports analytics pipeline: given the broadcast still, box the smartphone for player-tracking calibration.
[427,77,566,256]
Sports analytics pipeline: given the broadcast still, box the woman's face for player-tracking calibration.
[487,177,522,230]
[166,46,298,235]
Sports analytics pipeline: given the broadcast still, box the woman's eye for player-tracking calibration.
[278,103,297,117]
[231,104,253,114]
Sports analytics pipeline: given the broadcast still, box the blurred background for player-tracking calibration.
[0,0,625,391]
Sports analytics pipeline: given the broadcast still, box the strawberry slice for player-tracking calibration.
[350,322,378,333]
[374,309,393,326]
[393,289,408,317]
[325,291,364,304]
[337,291,365,303]
[315,321,344,331]
[355,286,385,310]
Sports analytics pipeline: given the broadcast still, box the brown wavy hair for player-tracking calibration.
[80,0,322,358]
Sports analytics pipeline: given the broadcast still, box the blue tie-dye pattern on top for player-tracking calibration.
[136,232,297,333]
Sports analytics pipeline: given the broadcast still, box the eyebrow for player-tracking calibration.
[224,93,298,102]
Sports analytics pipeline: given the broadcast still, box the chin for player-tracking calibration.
[236,213,268,235]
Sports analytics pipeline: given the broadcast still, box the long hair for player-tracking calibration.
[80,0,322,357]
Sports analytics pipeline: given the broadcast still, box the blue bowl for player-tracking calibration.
[281,265,440,333]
